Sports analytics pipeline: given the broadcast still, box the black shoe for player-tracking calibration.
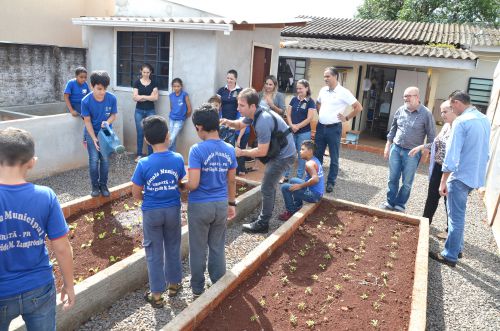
[242,220,269,234]
[326,183,334,193]
[429,251,456,267]
[100,185,110,197]
[91,186,101,198]
[458,252,463,259]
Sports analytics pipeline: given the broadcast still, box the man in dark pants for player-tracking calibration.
[221,88,296,233]
[315,67,362,193]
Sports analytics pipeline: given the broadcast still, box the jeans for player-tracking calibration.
[423,162,446,223]
[386,144,421,210]
[442,180,472,262]
[314,122,341,186]
[135,109,155,156]
[85,134,109,188]
[188,201,228,295]
[142,206,182,293]
[236,132,249,175]
[0,282,56,331]
[168,119,185,152]
[281,178,322,213]
[283,131,311,179]
[257,155,296,226]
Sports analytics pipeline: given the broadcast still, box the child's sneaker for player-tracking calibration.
[100,185,110,197]
[278,211,294,221]
[167,283,182,297]
[90,186,101,198]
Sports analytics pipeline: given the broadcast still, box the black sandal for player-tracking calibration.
[144,291,165,308]
[167,283,182,297]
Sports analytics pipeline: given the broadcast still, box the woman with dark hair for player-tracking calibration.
[282,79,316,182]
[168,77,192,152]
[258,75,285,117]
[217,69,248,175]
[133,64,158,162]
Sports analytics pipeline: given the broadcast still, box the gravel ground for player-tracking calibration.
[35,148,499,331]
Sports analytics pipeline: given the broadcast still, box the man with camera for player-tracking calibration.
[220,88,296,233]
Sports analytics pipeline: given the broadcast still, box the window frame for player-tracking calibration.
[467,77,493,114]
[277,57,308,94]
[113,28,174,95]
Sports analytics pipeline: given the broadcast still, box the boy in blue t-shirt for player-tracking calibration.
[280,140,324,221]
[81,71,118,198]
[131,115,186,307]
[64,66,89,117]
[0,128,75,330]
[185,104,237,297]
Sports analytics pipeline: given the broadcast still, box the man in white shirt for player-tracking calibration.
[315,67,362,193]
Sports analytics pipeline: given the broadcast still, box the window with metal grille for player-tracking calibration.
[468,77,493,114]
[117,31,170,90]
[277,57,307,93]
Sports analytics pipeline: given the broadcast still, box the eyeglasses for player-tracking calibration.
[403,94,417,98]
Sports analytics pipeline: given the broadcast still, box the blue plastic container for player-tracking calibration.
[98,123,125,158]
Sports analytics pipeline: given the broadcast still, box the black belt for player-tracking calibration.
[320,122,342,128]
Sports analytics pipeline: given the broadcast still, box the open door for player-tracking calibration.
[251,46,272,91]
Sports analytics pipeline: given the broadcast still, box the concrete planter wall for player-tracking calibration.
[163,196,429,331]
[10,178,262,331]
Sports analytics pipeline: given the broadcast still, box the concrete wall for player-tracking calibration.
[0,43,86,107]
[0,0,114,48]
[215,28,282,89]
[434,53,500,100]
[0,113,123,180]
[0,102,67,116]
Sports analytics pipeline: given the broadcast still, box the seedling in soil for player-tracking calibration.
[373,301,381,311]
[372,216,378,223]
[112,228,117,234]
[273,292,280,299]
[323,253,332,260]
[304,243,311,250]
[347,262,356,269]
[311,274,319,281]
[342,274,352,281]
[88,267,99,274]
[305,287,313,295]
[111,210,119,216]
[126,224,133,231]
[297,302,306,311]
[95,211,105,220]
[249,314,259,322]
[389,251,397,259]
[98,231,107,239]
[367,229,374,236]
[109,256,118,262]
[267,270,273,276]
[259,298,266,307]
[124,203,130,211]
[378,293,386,301]
[74,276,84,285]
[385,261,394,269]
[359,241,366,249]
[238,186,247,192]
[360,293,369,300]
[390,242,398,249]
[306,320,315,328]
[84,215,94,223]
[289,265,297,273]
[81,240,93,248]
[281,275,289,285]
[68,223,77,231]
[327,242,336,249]
[353,254,361,261]
[370,319,379,327]
[318,263,326,270]
[326,294,334,302]
[290,314,298,326]
[298,249,306,257]
[334,284,343,291]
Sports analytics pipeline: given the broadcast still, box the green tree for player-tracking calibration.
[356,0,500,27]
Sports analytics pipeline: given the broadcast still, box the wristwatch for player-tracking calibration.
[228,201,237,206]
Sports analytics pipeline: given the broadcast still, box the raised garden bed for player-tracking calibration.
[11,178,262,331]
[165,196,428,331]
[48,181,254,289]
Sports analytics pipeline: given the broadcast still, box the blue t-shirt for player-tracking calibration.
[81,91,118,135]
[305,157,325,196]
[217,86,242,120]
[0,183,68,298]
[169,90,189,121]
[64,78,90,105]
[289,96,316,134]
[188,139,237,203]
[131,151,186,211]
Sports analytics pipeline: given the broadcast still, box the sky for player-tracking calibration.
[177,0,364,19]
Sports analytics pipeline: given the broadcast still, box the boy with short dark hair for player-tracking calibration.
[185,103,237,297]
[81,70,118,198]
[64,66,89,117]
[0,127,75,330]
[279,140,324,221]
[131,115,185,307]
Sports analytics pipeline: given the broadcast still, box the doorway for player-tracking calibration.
[251,45,272,91]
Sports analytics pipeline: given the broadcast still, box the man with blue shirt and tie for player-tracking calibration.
[429,91,490,267]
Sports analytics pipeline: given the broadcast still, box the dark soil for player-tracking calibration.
[47,182,253,289]
[198,201,419,331]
